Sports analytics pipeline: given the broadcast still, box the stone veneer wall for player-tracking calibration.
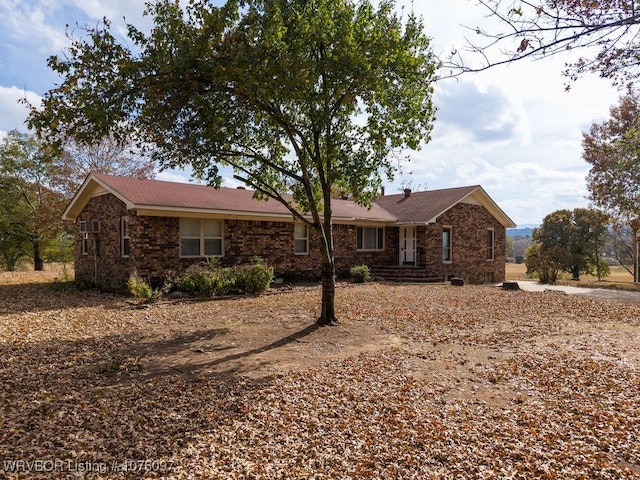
[422,203,506,284]
[74,193,400,288]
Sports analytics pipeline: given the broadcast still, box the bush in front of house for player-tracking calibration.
[127,274,160,303]
[350,265,371,283]
[176,266,233,296]
[176,258,273,296]
[239,257,275,294]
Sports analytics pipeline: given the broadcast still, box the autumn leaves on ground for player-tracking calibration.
[1,270,639,479]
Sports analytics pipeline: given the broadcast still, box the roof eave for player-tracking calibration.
[393,221,434,226]
[462,187,517,228]
[132,205,394,224]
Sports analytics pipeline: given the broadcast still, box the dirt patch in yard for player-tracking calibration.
[122,294,404,381]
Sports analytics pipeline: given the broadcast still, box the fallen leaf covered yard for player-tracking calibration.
[63,173,515,290]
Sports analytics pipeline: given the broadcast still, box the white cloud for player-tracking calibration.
[155,170,193,184]
[1,1,69,53]
[453,159,592,225]
[432,80,530,146]
[69,0,154,37]
[156,166,244,189]
[0,86,40,134]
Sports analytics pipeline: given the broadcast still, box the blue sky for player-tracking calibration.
[0,0,623,226]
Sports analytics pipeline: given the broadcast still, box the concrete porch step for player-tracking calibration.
[370,265,444,283]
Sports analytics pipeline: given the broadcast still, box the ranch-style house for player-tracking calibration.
[62,173,516,288]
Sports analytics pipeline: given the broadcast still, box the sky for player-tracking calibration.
[0,0,624,226]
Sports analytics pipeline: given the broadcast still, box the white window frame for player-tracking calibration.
[81,232,89,256]
[121,217,131,258]
[486,228,495,261]
[294,223,309,255]
[179,218,224,258]
[442,226,452,262]
[357,226,384,251]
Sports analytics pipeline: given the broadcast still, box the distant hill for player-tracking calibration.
[507,227,535,238]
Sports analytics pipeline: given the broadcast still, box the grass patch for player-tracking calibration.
[506,263,635,286]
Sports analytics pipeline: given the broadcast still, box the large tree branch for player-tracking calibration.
[231,172,312,226]
[245,95,312,167]
[216,146,305,184]
[235,88,325,230]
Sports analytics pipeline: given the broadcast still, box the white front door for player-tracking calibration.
[400,227,416,264]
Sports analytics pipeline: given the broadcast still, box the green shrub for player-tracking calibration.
[176,259,273,296]
[350,265,371,283]
[95,360,121,375]
[215,267,238,295]
[241,261,274,294]
[50,265,75,291]
[127,274,160,303]
[176,267,221,296]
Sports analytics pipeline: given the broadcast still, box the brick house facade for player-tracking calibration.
[64,173,516,289]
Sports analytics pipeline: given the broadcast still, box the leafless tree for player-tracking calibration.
[443,0,640,88]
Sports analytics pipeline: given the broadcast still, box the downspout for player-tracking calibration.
[94,236,98,286]
[636,230,639,283]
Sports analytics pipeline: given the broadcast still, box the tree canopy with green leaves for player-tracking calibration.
[28,0,437,324]
[583,88,640,280]
[0,130,66,271]
[528,208,610,283]
[0,174,31,271]
[583,89,640,222]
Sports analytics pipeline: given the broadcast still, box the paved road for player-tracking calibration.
[512,280,640,304]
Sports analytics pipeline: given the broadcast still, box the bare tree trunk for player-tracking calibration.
[316,201,338,326]
[32,237,44,271]
[633,225,639,283]
[611,222,636,277]
[318,257,337,325]
[570,265,580,281]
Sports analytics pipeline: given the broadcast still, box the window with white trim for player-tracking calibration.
[486,228,495,260]
[357,227,384,251]
[121,217,131,258]
[442,227,452,262]
[180,218,223,257]
[294,223,309,255]
[81,232,89,255]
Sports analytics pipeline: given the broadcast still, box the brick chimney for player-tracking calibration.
[380,186,385,196]
[404,188,411,198]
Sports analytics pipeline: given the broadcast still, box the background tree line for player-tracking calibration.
[523,84,640,284]
[0,131,153,271]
